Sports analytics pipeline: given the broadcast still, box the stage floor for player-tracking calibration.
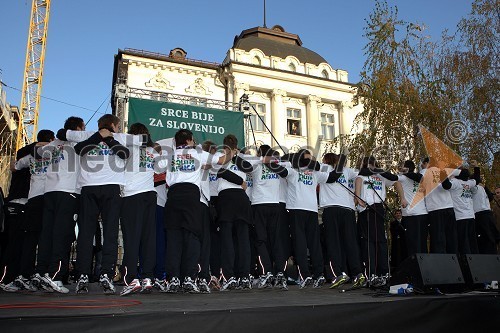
[1,283,499,332]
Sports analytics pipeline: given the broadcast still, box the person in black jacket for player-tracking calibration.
[389,209,407,269]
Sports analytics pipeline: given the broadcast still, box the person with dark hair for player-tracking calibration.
[355,155,398,288]
[319,152,365,289]
[420,157,460,254]
[158,130,234,293]
[389,209,407,269]
[31,117,85,293]
[282,149,346,289]
[442,161,480,254]
[0,140,37,292]
[119,123,158,296]
[62,114,132,294]
[395,160,428,258]
[1,130,54,291]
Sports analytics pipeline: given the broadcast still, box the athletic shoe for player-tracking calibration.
[313,276,326,288]
[183,277,200,293]
[15,275,38,292]
[221,276,238,291]
[141,278,153,293]
[99,274,116,294]
[299,276,313,289]
[75,274,89,294]
[209,276,221,291]
[258,272,274,289]
[32,273,54,292]
[42,274,69,294]
[351,273,367,289]
[198,278,211,294]
[165,277,181,293]
[238,276,252,290]
[120,279,141,296]
[329,273,350,289]
[274,272,288,291]
[0,281,20,292]
[370,275,387,288]
[154,278,167,292]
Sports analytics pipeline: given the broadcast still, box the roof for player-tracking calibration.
[232,26,328,66]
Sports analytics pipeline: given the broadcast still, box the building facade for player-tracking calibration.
[0,82,18,195]
[111,25,362,156]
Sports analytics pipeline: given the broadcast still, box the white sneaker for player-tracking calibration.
[120,279,141,296]
[1,281,20,292]
[43,274,69,294]
[141,278,153,293]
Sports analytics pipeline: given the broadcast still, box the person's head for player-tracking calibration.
[258,144,271,157]
[64,116,85,131]
[223,134,238,151]
[421,157,430,170]
[457,167,471,181]
[37,129,55,142]
[395,209,402,220]
[128,123,150,135]
[174,129,194,147]
[403,160,416,173]
[202,140,216,153]
[322,153,340,167]
[361,156,376,169]
[495,186,500,198]
[97,114,120,132]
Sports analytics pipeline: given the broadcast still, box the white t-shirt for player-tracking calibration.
[155,183,167,207]
[250,162,282,205]
[279,161,290,204]
[471,185,491,213]
[15,153,49,199]
[216,153,248,193]
[159,147,210,189]
[421,167,460,212]
[319,166,357,210]
[200,169,211,206]
[285,166,328,212]
[208,170,219,197]
[40,139,80,194]
[66,130,141,187]
[397,174,427,216]
[356,174,396,213]
[123,146,158,197]
[449,178,477,220]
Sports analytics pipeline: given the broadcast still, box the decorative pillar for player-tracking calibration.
[233,82,249,105]
[271,89,287,150]
[306,95,321,155]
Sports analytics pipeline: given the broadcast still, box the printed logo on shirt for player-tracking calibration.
[261,167,279,180]
[460,184,473,199]
[209,173,218,182]
[87,143,116,156]
[50,145,65,165]
[337,174,347,184]
[348,178,354,190]
[367,176,383,191]
[171,153,195,172]
[298,170,314,185]
[30,157,51,175]
[246,173,253,188]
[139,149,155,170]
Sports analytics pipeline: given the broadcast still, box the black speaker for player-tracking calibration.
[460,254,500,287]
[390,253,465,292]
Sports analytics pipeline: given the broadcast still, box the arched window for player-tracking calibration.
[252,56,261,66]
[321,70,329,79]
[288,63,296,72]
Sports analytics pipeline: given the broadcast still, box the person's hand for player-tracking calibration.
[401,198,409,208]
[99,128,112,138]
[241,181,248,191]
[399,167,409,173]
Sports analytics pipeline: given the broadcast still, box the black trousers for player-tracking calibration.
[154,205,167,280]
[220,220,250,279]
[253,203,281,275]
[428,208,457,254]
[1,202,27,283]
[358,203,389,277]
[277,202,291,272]
[322,206,362,278]
[76,185,121,277]
[475,210,499,254]
[165,228,200,280]
[289,209,323,279]
[18,195,45,280]
[199,202,211,281]
[121,191,156,282]
[402,214,428,257]
[36,191,79,281]
[209,197,221,278]
[456,218,479,254]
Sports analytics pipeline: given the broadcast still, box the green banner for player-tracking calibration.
[128,98,245,146]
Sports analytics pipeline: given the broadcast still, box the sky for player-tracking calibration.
[0,0,473,133]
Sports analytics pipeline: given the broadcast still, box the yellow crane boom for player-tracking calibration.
[16,0,51,150]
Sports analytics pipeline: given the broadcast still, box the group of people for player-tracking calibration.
[0,113,499,296]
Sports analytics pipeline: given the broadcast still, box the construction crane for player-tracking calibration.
[16,0,51,150]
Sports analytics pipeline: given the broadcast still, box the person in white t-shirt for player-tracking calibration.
[64,114,131,294]
[442,162,481,254]
[471,183,499,254]
[355,156,398,288]
[119,123,159,296]
[33,117,85,294]
[158,130,234,293]
[395,160,428,258]
[1,130,54,291]
[319,152,365,289]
